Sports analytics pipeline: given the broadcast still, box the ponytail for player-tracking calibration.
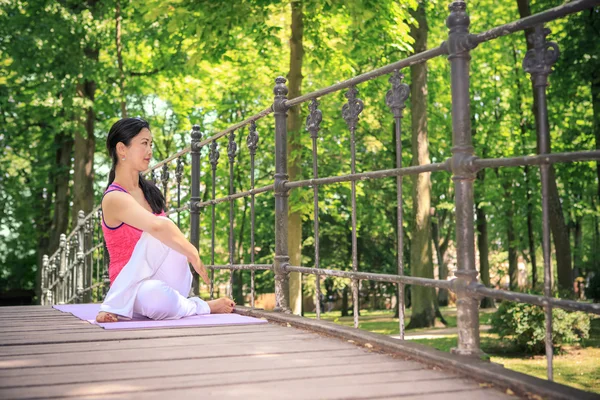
[139,174,165,214]
[107,166,116,189]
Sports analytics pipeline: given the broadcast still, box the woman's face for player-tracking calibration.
[121,128,153,171]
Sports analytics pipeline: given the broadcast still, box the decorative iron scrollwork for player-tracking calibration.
[386,70,410,118]
[227,131,237,164]
[522,25,559,88]
[342,87,364,132]
[247,121,259,156]
[175,157,184,184]
[161,164,169,191]
[209,141,220,170]
[306,99,322,139]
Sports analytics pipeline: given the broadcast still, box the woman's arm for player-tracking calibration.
[102,191,209,284]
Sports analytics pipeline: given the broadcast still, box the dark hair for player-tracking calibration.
[106,117,165,214]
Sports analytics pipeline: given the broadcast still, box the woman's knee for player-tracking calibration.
[136,280,178,320]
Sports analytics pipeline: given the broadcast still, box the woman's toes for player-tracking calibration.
[96,312,118,323]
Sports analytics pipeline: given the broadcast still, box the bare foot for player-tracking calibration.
[207,298,235,314]
[96,311,118,323]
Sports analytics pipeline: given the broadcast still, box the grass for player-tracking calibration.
[305,308,600,394]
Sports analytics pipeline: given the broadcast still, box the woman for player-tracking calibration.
[96,118,234,323]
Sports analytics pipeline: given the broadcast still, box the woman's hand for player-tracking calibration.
[189,254,209,285]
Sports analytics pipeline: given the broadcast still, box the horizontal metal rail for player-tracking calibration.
[473,0,600,45]
[473,150,600,169]
[84,242,103,257]
[286,265,600,315]
[197,107,273,148]
[470,286,600,315]
[284,162,449,190]
[165,205,190,216]
[195,184,274,208]
[285,265,454,290]
[206,264,273,271]
[143,107,272,174]
[285,46,448,108]
[81,282,103,293]
[143,147,191,175]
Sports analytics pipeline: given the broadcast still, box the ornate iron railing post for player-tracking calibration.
[84,216,92,302]
[161,163,169,201]
[273,76,291,312]
[227,130,238,298]
[523,24,559,382]
[48,258,55,305]
[76,211,85,303]
[247,121,259,308]
[176,157,184,228]
[446,1,483,358]
[190,124,203,296]
[41,254,48,305]
[306,99,322,318]
[386,70,409,340]
[209,141,220,300]
[342,86,364,329]
[57,233,67,305]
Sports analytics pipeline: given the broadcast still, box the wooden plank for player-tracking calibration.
[0,331,313,357]
[0,306,56,313]
[0,348,381,379]
[0,324,98,334]
[377,389,513,400]
[0,336,353,369]
[0,351,396,387]
[0,324,282,346]
[0,361,460,399]
[104,373,509,400]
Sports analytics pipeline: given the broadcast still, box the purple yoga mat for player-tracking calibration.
[53,303,267,330]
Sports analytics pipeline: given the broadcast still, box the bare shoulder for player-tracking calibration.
[102,189,160,232]
[102,190,132,210]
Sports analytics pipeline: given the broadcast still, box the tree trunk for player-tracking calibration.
[524,166,538,288]
[115,0,127,118]
[431,211,449,306]
[594,200,600,274]
[341,285,349,317]
[286,0,304,315]
[36,131,73,303]
[406,2,435,329]
[517,0,573,294]
[72,80,97,226]
[573,217,583,280]
[50,132,74,253]
[35,181,56,303]
[476,169,494,308]
[592,72,600,203]
[502,177,519,291]
[512,43,538,289]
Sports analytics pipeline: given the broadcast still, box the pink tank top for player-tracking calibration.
[102,183,165,284]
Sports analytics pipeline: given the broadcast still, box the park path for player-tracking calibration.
[0,305,514,399]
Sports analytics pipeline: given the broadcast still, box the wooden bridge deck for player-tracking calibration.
[0,306,514,399]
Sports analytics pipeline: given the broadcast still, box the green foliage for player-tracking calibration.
[490,301,590,354]
[0,0,598,307]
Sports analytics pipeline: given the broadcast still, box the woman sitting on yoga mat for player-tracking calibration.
[96,117,235,323]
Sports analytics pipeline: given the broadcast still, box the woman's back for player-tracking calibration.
[102,182,164,284]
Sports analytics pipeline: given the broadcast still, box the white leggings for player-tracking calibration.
[100,231,210,320]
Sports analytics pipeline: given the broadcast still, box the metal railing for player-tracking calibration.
[41,0,600,384]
